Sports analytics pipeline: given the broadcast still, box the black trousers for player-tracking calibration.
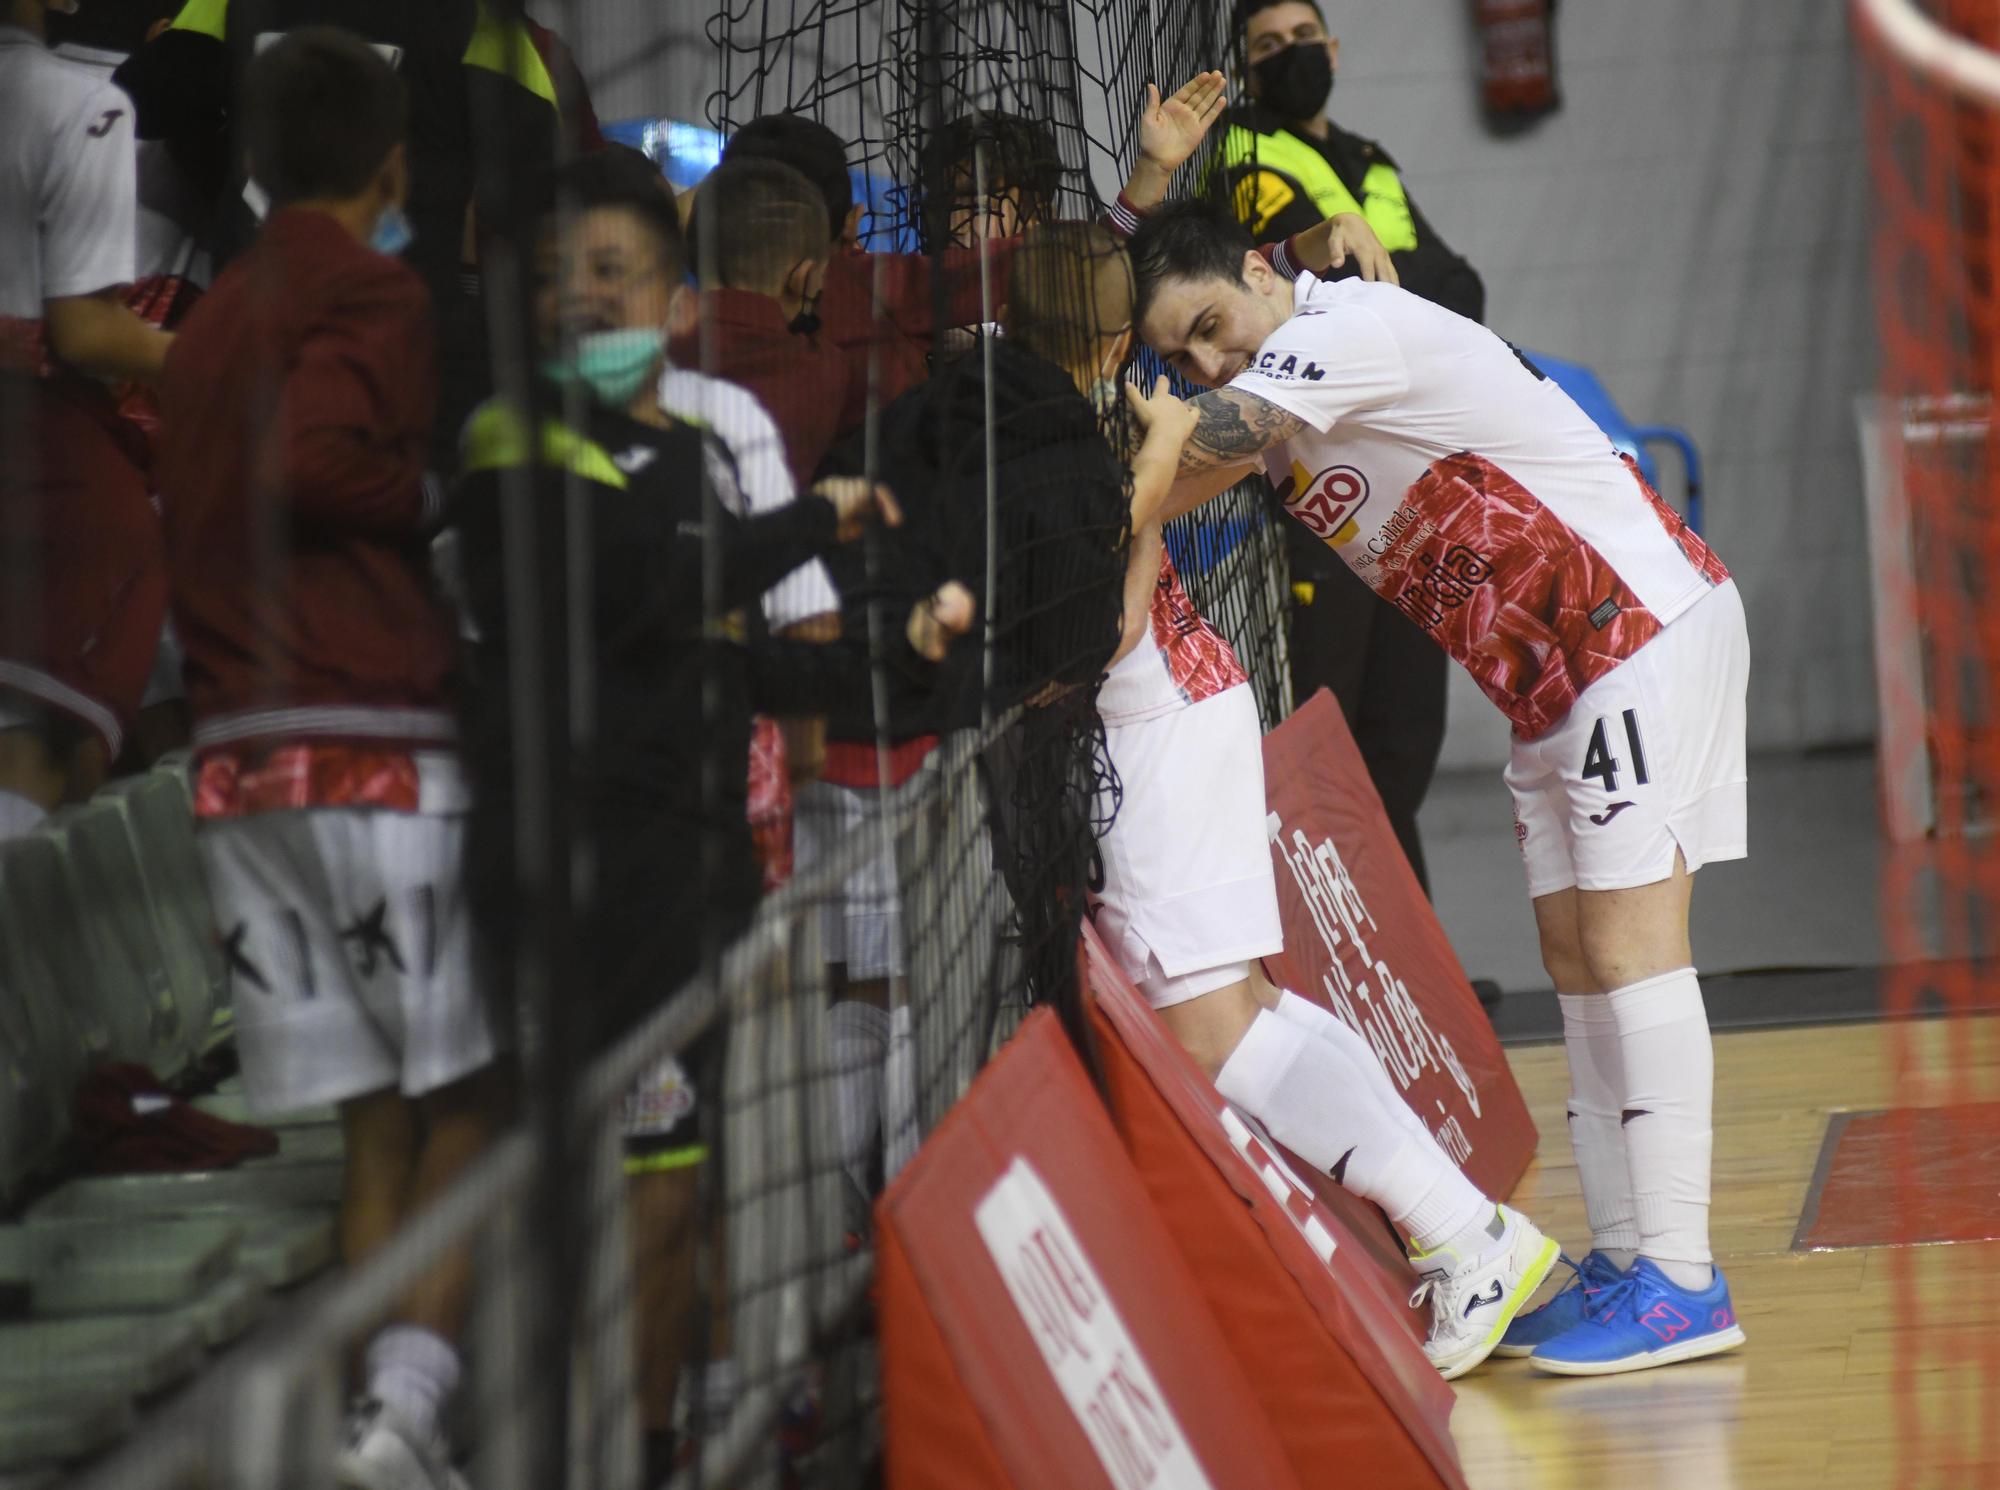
[1285,525,1448,896]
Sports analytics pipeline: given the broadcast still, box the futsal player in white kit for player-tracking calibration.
[1002,222,1563,1383]
[1125,200,1748,1377]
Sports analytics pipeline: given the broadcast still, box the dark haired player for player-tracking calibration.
[155,29,499,1487]
[1222,0,1487,900]
[1129,201,1750,1378]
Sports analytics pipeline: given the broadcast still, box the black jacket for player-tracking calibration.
[821,338,1129,739]
[451,397,932,1052]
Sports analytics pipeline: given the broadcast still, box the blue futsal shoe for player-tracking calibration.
[1491,1249,1626,1359]
[1529,1256,1746,1376]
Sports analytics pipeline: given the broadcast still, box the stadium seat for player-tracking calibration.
[21,1216,245,1314]
[49,799,202,1080]
[0,1383,135,1475]
[0,1315,205,1401]
[1522,350,1706,534]
[0,927,69,1205]
[95,768,230,1054]
[0,834,111,1070]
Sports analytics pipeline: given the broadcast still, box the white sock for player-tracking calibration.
[1559,992,1639,1269]
[1607,968,1714,1290]
[1271,992,1435,1148]
[828,1001,888,1194]
[1215,1008,1489,1253]
[365,1324,459,1441]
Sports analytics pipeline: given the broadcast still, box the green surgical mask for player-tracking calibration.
[542,327,664,408]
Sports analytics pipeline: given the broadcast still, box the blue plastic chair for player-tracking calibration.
[1521,350,1705,536]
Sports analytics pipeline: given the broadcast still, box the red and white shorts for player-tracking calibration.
[1506,581,1750,898]
[1094,682,1284,1009]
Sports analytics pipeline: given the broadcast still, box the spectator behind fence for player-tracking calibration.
[47,0,218,768]
[1221,0,1486,895]
[114,0,592,470]
[677,155,847,492]
[448,154,970,1471]
[721,79,1229,440]
[1,0,175,838]
[153,29,505,1488]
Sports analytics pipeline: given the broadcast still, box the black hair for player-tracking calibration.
[551,147,688,282]
[688,156,829,290]
[722,114,852,238]
[919,110,1065,243]
[1127,199,1256,328]
[243,26,407,207]
[1231,0,1325,42]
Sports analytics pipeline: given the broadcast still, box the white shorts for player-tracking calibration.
[792,779,905,981]
[1094,683,1285,1009]
[198,808,501,1116]
[1506,580,1750,898]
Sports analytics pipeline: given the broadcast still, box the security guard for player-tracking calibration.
[1220,0,1484,895]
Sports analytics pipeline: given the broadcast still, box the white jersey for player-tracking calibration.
[0,26,137,320]
[1233,275,1729,739]
[51,42,212,288]
[657,365,841,632]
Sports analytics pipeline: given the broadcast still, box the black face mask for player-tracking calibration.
[1251,41,1334,121]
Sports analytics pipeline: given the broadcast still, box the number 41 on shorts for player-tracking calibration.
[1581,709,1650,793]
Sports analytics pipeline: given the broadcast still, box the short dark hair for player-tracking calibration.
[689,157,829,291]
[1231,0,1325,42]
[552,147,688,282]
[1127,199,1256,327]
[920,110,1065,237]
[722,114,852,237]
[243,26,407,206]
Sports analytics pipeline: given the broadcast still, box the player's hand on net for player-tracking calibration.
[907,581,975,662]
[1138,72,1228,178]
[1125,375,1199,452]
[812,477,904,541]
[1325,212,1400,286]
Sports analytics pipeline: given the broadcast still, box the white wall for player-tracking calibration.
[1317,0,1874,765]
[564,0,1878,765]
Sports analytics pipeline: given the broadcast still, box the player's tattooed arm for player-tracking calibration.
[1176,388,1305,474]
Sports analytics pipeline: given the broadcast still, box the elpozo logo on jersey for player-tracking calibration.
[1286,461,1370,547]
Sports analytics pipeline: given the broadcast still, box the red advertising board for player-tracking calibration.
[1081,924,1467,1489]
[878,1009,1301,1490]
[1260,688,1538,1202]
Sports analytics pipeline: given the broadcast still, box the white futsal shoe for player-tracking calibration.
[1408,1205,1561,1381]
[336,1398,469,1490]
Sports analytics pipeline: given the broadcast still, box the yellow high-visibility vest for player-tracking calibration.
[1221,123,1419,254]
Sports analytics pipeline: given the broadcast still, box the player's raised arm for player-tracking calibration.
[1146,386,1303,524]
[1121,71,1229,212]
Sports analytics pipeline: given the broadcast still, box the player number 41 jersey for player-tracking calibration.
[1235,276,1728,740]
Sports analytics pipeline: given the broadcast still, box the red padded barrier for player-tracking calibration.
[877,1009,1301,1490]
[1262,688,1538,1201]
[1082,924,1468,1490]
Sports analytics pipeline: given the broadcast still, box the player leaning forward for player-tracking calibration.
[1128,202,1747,1376]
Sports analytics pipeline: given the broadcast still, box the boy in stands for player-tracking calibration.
[1006,221,1559,1381]
[1129,200,1749,1377]
[156,30,503,1487]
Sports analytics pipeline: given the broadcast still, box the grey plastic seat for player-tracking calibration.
[94,770,229,1057]
[0,1315,205,1399]
[46,800,194,1079]
[21,1216,244,1314]
[0,1382,134,1474]
[0,836,106,1073]
[0,940,65,1207]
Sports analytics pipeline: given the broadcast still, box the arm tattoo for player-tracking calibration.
[1177,388,1306,473]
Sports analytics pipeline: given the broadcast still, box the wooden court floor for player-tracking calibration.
[1449,1015,2000,1490]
